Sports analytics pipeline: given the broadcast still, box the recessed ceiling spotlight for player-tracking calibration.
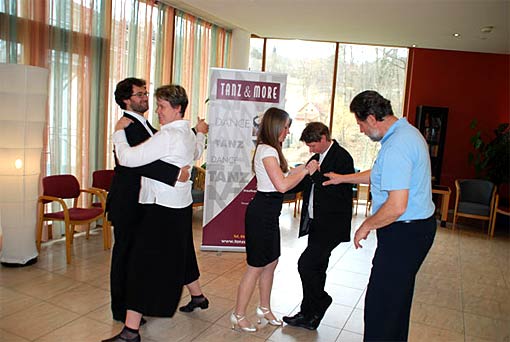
[412,44,417,47]
[453,33,461,38]
[480,26,494,33]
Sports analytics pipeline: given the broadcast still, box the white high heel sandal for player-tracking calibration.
[256,306,283,326]
[230,312,257,332]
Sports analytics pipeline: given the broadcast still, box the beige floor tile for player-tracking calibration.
[0,206,508,341]
[13,272,82,300]
[203,274,244,300]
[408,322,465,342]
[463,294,510,321]
[464,335,502,342]
[53,259,110,283]
[85,272,111,290]
[413,284,463,311]
[86,304,125,327]
[321,303,355,329]
[335,330,363,342]
[326,269,370,290]
[194,323,266,342]
[343,308,364,334]
[34,316,114,342]
[0,301,79,340]
[269,324,341,342]
[325,284,364,308]
[415,271,463,292]
[0,266,49,287]
[464,312,510,341]
[0,328,30,342]
[197,255,242,275]
[0,286,42,318]
[46,283,110,315]
[141,314,212,341]
[410,302,464,334]
[334,257,373,275]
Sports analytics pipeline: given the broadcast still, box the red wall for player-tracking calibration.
[404,48,510,198]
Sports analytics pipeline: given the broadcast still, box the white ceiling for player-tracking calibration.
[162,0,510,54]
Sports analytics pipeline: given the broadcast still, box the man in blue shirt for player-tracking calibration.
[324,90,436,341]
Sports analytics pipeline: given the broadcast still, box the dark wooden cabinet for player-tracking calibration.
[415,106,448,184]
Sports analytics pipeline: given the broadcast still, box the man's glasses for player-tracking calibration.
[131,91,149,98]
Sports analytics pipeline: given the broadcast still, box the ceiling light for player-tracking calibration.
[453,33,461,38]
[412,44,417,47]
[480,26,494,34]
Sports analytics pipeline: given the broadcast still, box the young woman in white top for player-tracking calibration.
[104,85,207,342]
[231,107,319,332]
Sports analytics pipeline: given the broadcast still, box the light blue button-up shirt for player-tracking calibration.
[370,118,435,221]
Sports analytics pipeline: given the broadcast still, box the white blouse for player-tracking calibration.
[254,144,279,192]
[112,120,205,208]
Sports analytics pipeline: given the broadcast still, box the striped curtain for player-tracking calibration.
[173,10,231,124]
[0,0,110,185]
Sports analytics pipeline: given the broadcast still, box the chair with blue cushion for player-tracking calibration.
[452,179,497,235]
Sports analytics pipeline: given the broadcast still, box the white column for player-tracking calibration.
[0,64,48,265]
[231,28,251,70]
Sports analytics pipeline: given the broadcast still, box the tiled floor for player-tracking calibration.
[0,205,509,341]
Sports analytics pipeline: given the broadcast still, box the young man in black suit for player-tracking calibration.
[107,78,185,323]
[283,122,354,330]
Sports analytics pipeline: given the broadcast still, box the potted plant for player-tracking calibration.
[469,120,510,186]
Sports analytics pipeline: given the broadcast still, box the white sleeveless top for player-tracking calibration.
[254,144,279,192]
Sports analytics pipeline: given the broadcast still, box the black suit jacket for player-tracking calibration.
[106,113,180,226]
[294,140,354,239]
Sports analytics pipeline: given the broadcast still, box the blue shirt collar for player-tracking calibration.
[381,117,407,144]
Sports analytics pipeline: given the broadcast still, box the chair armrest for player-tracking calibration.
[38,195,69,212]
[81,188,106,209]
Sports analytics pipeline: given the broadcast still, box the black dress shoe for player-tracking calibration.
[101,332,141,342]
[282,312,306,325]
[283,313,321,330]
[179,297,209,312]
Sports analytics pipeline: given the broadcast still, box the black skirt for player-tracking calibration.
[245,191,284,267]
[125,203,193,317]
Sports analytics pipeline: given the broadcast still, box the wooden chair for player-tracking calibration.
[191,166,206,207]
[354,183,372,216]
[453,179,497,235]
[36,174,109,264]
[283,191,303,217]
[489,194,510,237]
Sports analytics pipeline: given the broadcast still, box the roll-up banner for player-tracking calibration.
[201,68,287,251]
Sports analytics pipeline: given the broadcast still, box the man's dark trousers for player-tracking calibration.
[298,214,351,318]
[363,217,436,341]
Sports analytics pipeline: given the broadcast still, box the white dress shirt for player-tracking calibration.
[123,110,154,136]
[308,141,333,218]
[112,120,206,208]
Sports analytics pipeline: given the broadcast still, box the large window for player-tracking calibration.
[250,39,408,170]
[249,37,263,71]
[264,39,336,165]
[333,45,408,170]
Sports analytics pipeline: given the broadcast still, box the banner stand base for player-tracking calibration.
[200,245,246,253]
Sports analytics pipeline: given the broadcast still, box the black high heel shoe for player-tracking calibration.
[179,296,209,312]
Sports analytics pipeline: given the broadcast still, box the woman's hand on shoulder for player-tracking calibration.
[115,117,133,131]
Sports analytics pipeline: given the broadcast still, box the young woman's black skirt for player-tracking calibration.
[244,191,284,267]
